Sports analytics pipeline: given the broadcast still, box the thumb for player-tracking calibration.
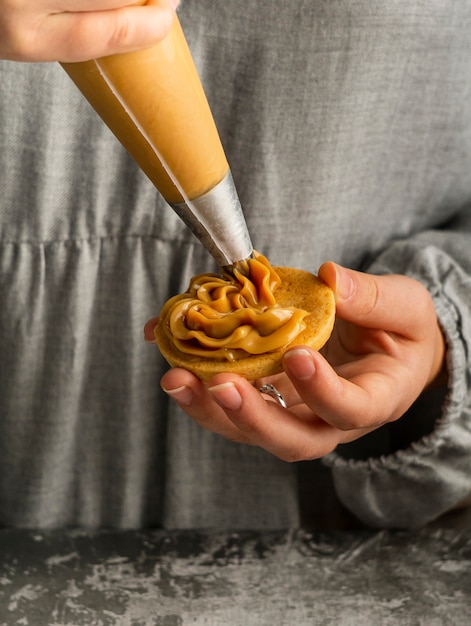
[318,261,433,337]
[40,1,177,63]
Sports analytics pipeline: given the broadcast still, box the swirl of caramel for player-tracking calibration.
[159,253,308,361]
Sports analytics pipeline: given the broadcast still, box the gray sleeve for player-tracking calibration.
[324,208,471,528]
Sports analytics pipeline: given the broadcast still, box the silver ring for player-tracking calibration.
[258,384,287,408]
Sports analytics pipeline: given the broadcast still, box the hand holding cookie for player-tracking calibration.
[157,263,446,461]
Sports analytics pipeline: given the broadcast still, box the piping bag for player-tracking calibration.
[60,12,253,270]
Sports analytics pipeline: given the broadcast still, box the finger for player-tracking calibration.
[58,1,150,11]
[283,346,406,430]
[207,374,341,462]
[160,369,247,443]
[51,1,176,61]
[144,317,159,343]
[318,261,433,339]
[10,0,176,62]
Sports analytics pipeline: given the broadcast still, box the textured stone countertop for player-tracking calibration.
[0,528,469,625]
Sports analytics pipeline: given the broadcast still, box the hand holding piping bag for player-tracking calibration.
[0,0,178,62]
[158,262,446,462]
[61,3,252,267]
[3,0,252,263]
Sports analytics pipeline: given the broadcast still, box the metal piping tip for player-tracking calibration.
[168,171,254,268]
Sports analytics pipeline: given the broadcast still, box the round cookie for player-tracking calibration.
[153,266,335,382]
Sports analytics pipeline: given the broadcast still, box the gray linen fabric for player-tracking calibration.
[0,0,470,528]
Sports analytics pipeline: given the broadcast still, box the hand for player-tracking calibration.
[157,262,446,462]
[0,0,178,62]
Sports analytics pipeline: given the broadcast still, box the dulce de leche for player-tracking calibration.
[61,14,228,204]
[158,253,309,361]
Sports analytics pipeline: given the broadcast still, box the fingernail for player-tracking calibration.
[208,382,242,411]
[335,265,354,300]
[162,384,194,406]
[284,348,316,381]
